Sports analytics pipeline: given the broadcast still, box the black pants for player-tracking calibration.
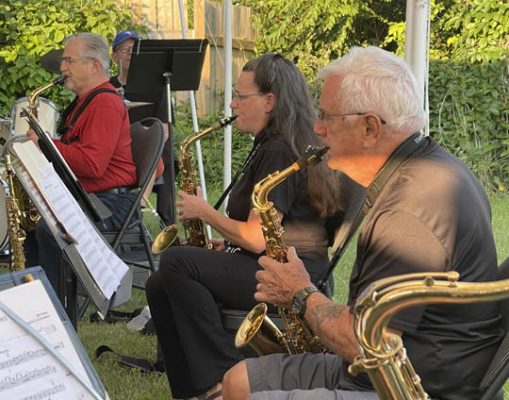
[145,246,327,398]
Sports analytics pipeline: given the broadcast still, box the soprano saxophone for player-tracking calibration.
[348,271,509,399]
[151,116,237,253]
[235,145,329,355]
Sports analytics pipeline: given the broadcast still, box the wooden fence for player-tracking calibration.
[120,0,258,116]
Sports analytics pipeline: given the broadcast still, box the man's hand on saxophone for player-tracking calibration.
[255,246,312,308]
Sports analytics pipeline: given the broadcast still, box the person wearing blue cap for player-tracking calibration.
[111,30,139,88]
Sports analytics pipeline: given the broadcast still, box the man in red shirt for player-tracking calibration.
[26,32,137,312]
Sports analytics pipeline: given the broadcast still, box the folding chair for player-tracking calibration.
[102,117,165,285]
[480,257,509,400]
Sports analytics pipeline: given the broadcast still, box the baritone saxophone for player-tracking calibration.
[151,115,237,253]
[349,271,509,399]
[235,145,330,355]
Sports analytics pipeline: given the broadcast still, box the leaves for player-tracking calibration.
[0,0,144,115]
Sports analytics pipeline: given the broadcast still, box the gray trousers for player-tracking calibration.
[246,353,378,400]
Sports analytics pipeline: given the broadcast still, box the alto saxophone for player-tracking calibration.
[349,271,509,399]
[235,145,329,355]
[14,75,67,231]
[151,116,237,253]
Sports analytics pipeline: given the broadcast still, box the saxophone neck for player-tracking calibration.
[180,115,237,154]
[251,145,328,209]
[28,76,67,115]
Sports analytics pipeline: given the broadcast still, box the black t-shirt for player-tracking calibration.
[226,129,330,279]
[342,136,502,399]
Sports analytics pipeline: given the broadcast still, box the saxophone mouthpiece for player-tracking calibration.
[219,115,238,127]
[53,75,67,85]
[298,145,329,168]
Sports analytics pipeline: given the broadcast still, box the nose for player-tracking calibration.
[230,97,238,109]
[314,120,326,137]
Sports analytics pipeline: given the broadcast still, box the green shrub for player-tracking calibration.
[0,0,143,115]
[429,60,509,191]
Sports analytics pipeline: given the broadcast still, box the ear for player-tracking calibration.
[362,113,384,148]
[264,93,276,113]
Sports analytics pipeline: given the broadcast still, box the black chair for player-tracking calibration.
[480,256,509,400]
[102,117,165,286]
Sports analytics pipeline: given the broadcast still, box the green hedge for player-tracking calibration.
[429,60,509,192]
[0,0,142,116]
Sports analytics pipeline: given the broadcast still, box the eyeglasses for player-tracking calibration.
[60,56,95,65]
[316,110,386,124]
[115,45,134,54]
[232,91,266,101]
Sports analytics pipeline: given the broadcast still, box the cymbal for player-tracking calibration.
[124,100,153,109]
[39,49,63,74]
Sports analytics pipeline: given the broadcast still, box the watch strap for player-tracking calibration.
[292,285,319,319]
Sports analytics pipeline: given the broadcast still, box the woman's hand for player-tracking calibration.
[209,238,226,251]
[176,188,211,221]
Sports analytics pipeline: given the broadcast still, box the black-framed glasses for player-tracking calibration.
[316,110,386,124]
[60,56,96,65]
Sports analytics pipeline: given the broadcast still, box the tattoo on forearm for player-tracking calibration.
[312,304,347,326]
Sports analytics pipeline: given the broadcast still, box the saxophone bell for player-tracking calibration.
[235,303,292,355]
[151,224,180,254]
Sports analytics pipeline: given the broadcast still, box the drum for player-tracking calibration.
[11,96,59,138]
[0,183,9,253]
[0,119,11,154]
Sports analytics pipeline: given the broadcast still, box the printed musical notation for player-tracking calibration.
[0,280,99,399]
[12,140,129,299]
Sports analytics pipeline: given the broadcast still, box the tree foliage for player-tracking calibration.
[0,0,143,115]
[236,0,408,79]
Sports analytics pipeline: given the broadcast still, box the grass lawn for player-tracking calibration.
[76,192,509,399]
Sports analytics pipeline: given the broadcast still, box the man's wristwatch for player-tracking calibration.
[291,285,319,319]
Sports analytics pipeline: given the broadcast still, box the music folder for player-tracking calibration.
[0,266,108,399]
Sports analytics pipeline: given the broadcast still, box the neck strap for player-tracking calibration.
[317,132,427,291]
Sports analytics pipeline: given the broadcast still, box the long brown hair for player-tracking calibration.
[243,53,341,217]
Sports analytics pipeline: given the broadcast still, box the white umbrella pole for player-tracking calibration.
[405,0,431,135]
[223,0,233,196]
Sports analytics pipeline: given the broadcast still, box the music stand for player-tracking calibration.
[124,39,208,224]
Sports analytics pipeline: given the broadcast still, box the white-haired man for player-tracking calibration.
[222,46,502,400]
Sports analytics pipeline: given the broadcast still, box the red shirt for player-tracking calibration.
[53,82,137,193]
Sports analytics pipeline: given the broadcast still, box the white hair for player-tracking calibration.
[65,32,111,76]
[317,46,426,134]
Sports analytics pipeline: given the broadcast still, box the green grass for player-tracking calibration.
[77,192,509,399]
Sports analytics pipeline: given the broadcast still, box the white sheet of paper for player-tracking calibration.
[38,165,128,298]
[0,280,97,399]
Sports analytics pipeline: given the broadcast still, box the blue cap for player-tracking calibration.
[112,30,139,50]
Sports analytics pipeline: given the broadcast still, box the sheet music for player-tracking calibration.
[0,280,97,399]
[12,141,129,299]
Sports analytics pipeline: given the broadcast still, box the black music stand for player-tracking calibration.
[124,39,208,225]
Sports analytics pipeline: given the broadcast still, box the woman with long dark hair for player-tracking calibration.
[146,53,342,400]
